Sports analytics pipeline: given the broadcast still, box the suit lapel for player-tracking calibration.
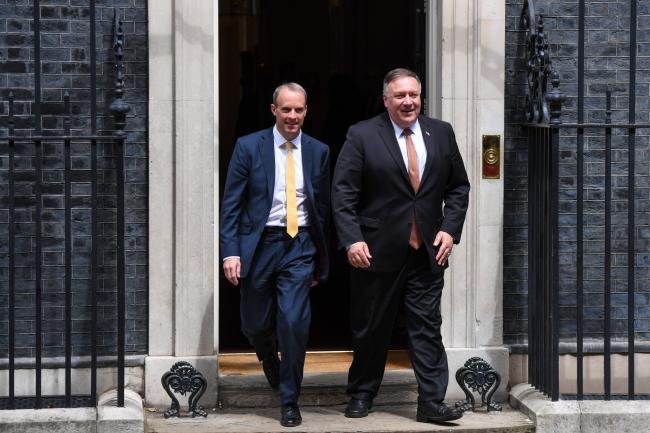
[377,114,410,185]
[259,128,275,202]
[301,135,313,196]
[420,117,436,187]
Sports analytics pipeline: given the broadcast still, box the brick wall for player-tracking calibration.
[0,0,147,358]
[505,0,650,346]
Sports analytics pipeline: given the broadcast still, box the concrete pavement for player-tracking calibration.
[145,404,535,433]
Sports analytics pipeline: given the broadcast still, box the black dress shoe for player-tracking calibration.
[280,404,302,427]
[261,353,280,390]
[416,401,463,423]
[344,398,373,418]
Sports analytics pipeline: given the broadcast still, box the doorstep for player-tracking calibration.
[145,404,534,433]
[218,351,417,408]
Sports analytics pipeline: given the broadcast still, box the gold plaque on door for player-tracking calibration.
[482,135,500,179]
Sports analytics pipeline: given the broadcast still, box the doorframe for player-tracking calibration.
[426,0,442,118]
[145,0,511,409]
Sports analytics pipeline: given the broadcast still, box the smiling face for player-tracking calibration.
[383,76,421,129]
[270,88,307,141]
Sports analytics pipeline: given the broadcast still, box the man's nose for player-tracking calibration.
[403,96,413,105]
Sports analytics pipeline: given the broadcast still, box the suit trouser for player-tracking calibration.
[239,228,315,405]
[347,246,448,403]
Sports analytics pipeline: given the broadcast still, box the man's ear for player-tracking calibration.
[382,96,388,108]
[270,104,277,116]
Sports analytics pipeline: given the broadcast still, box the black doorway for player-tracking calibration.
[219,0,427,351]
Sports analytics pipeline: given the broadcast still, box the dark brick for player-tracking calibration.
[505,0,650,346]
[41,62,61,74]
[0,0,148,357]
[41,33,60,48]
[40,49,70,64]
[39,19,69,32]
[7,19,29,32]
[40,6,58,19]
[0,61,27,73]
[3,33,32,47]
[7,47,28,60]
[60,7,90,19]
[71,48,86,61]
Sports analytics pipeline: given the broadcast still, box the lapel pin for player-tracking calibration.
[425,131,430,136]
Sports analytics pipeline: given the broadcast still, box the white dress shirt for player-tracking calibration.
[266,125,310,227]
[223,126,310,262]
[390,119,427,182]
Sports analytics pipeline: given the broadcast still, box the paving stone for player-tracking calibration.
[145,404,534,433]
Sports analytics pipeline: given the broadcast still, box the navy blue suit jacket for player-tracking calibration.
[220,128,330,283]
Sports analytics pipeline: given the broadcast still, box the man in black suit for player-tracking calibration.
[332,68,470,423]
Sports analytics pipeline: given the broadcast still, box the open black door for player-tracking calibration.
[219,0,427,351]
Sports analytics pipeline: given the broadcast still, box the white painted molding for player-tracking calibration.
[148,0,174,357]
[439,0,505,348]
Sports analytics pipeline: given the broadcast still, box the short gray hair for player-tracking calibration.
[272,82,308,105]
[382,68,421,96]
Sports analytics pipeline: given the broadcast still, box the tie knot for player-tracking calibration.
[402,128,413,137]
[283,142,294,150]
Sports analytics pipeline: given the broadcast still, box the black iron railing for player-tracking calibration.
[0,4,129,409]
[521,0,645,401]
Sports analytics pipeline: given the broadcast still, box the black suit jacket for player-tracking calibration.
[332,112,470,273]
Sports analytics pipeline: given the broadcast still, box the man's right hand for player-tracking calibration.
[223,257,241,285]
[347,242,372,269]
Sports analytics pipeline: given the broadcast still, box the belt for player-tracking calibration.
[263,226,310,233]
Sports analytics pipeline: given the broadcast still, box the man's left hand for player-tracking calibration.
[433,230,454,266]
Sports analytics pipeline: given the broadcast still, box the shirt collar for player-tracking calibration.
[273,125,302,149]
[389,118,421,138]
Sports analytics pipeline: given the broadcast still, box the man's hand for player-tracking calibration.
[433,231,454,266]
[223,257,241,285]
[347,241,372,268]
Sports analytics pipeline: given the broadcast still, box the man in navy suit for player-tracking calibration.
[220,83,330,427]
[332,68,470,423]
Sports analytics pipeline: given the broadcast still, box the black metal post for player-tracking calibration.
[576,0,585,400]
[527,126,535,390]
[33,0,43,410]
[550,124,560,401]
[542,125,553,394]
[110,8,130,408]
[116,137,125,408]
[527,127,536,389]
[604,90,612,400]
[64,92,72,406]
[628,0,637,400]
[545,73,564,400]
[8,93,16,409]
[90,0,99,405]
[537,125,548,392]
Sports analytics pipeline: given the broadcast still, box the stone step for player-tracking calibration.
[217,369,421,408]
[145,404,535,433]
[216,350,510,409]
[151,369,530,433]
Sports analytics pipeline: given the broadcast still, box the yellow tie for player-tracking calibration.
[284,142,298,237]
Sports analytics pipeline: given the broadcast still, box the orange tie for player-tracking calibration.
[403,128,422,249]
[284,142,298,238]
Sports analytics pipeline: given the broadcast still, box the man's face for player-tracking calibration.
[383,76,421,129]
[271,89,307,141]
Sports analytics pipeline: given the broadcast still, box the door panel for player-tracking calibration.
[219,0,427,351]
